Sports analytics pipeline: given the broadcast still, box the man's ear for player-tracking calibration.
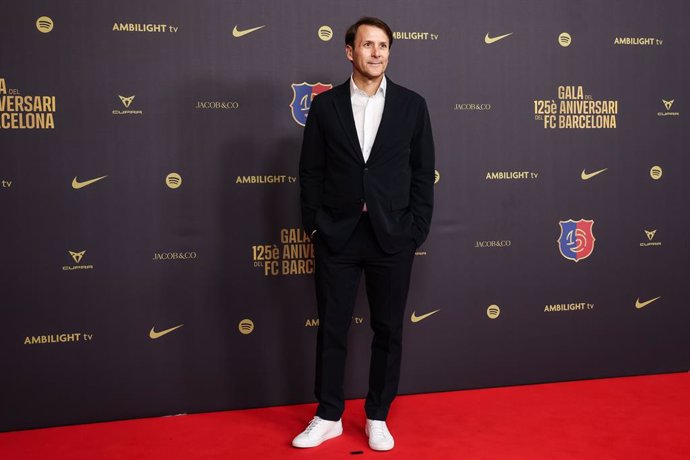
[345,45,353,62]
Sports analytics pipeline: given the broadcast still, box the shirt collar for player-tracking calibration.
[350,75,387,98]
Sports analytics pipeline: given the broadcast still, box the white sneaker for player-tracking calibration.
[292,416,343,448]
[365,419,395,451]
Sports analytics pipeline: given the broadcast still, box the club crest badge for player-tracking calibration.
[290,82,332,126]
[558,219,595,262]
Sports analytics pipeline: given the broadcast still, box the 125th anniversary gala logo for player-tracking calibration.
[558,219,595,262]
[0,78,56,129]
[290,82,332,126]
[535,86,618,129]
[252,228,314,276]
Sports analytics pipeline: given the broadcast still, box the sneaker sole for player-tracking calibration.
[292,426,343,448]
[365,426,394,451]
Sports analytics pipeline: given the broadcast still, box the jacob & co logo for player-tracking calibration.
[63,250,94,271]
[290,83,332,126]
[454,103,491,111]
[152,251,197,261]
[475,240,511,248]
[195,101,239,110]
[113,95,143,115]
[558,219,595,262]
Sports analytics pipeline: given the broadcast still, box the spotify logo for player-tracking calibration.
[434,170,440,185]
[166,172,182,189]
[558,32,572,47]
[238,319,254,335]
[487,304,501,319]
[650,166,663,180]
[318,25,333,42]
[36,16,54,33]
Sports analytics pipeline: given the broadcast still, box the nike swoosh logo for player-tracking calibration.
[149,324,184,339]
[72,175,108,189]
[581,168,608,180]
[485,32,513,44]
[411,309,440,323]
[635,297,661,309]
[232,25,265,37]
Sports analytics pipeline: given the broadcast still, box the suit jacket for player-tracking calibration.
[299,77,435,254]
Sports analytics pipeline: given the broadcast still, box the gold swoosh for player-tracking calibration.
[635,296,661,309]
[232,25,265,38]
[581,168,608,180]
[485,32,513,44]
[72,175,108,189]
[149,324,184,339]
[411,309,440,323]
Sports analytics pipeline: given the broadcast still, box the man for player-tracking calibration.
[293,17,434,451]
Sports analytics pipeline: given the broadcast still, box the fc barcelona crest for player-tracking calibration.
[557,219,596,262]
[290,82,332,126]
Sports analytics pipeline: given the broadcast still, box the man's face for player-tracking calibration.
[346,25,390,81]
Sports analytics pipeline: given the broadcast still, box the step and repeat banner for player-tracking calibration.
[1,0,688,431]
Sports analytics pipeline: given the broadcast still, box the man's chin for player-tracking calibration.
[363,70,385,80]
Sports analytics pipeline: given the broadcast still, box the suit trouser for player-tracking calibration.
[313,213,416,421]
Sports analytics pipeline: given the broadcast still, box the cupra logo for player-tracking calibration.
[118,95,135,108]
[69,250,86,264]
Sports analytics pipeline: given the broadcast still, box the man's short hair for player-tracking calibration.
[345,17,393,48]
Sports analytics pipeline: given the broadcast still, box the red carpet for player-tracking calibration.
[2,373,688,459]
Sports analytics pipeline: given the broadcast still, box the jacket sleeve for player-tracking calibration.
[409,98,435,247]
[298,96,326,235]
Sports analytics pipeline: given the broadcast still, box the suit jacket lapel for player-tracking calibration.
[331,80,364,164]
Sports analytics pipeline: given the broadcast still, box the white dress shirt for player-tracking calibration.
[350,75,386,164]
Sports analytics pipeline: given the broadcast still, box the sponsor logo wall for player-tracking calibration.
[1,0,687,431]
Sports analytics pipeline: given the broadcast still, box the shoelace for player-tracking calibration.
[304,417,324,434]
